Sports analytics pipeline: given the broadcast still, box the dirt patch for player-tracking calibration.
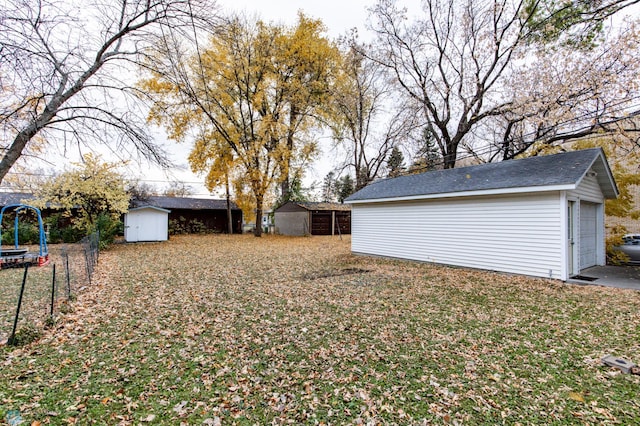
[302,267,370,280]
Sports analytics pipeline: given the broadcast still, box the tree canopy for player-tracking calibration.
[0,0,216,185]
[141,13,340,235]
[32,154,129,234]
[330,35,416,189]
[368,0,640,169]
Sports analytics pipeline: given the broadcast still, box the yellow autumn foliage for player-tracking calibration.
[32,154,129,233]
[140,13,340,232]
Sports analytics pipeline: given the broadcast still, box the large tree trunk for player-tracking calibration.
[253,208,263,237]
[225,175,233,234]
[279,106,299,202]
[0,126,41,184]
[253,193,263,237]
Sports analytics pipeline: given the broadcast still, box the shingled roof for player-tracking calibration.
[294,202,351,211]
[0,192,34,206]
[131,196,241,211]
[346,148,618,203]
[0,193,240,211]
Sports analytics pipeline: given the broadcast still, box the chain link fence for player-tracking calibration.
[0,232,99,345]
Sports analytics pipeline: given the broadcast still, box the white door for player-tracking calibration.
[125,213,138,242]
[136,211,163,241]
[579,202,598,269]
[568,201,577,276]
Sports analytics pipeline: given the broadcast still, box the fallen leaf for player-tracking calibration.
[568,392,585,403]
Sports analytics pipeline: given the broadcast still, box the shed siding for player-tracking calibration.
[125,209,169,242]
[351,193,563,279]
[275,211,308,236]
[568,172,606,268]
[569,173,603,202]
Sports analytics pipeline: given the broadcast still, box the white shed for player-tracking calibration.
[345,148,618,281]
[124,206,171,242]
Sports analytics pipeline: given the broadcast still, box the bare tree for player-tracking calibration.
[0,0,217,184]
[164,180,194,197]
[369,0,640,168]
[331,35,417,190]
[369,0,537,169]
[476,22,640,162]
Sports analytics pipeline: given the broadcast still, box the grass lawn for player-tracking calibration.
[1,234,639,425]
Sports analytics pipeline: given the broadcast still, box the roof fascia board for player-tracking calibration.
[574,152,619,199]
[129,206,172,213]
[346,184,575,204]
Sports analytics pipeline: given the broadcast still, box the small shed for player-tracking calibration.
[274,202,351,236]
[345,148,618,281]
[124,206,170,242]
[130,196,243,234]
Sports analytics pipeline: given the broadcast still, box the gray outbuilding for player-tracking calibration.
[345,148,618,281]
[274,202,351,236]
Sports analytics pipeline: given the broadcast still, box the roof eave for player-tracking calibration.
[576,151,619,199]
[345,184,577,204]
[129,206,172,213]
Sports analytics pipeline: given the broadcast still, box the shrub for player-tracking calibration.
[8,323,42,346]
[45,213,84,244]
[606,224,630,265]
[189,218,207,234]
[169,216,188,235]
[1,222,40,245]
[95,213,123,249]
[169,217,211,235]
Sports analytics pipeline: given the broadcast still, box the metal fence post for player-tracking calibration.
[65,252,71,299]
[49,263,56,319]
[8,264,29,345]
[84,248,92,286]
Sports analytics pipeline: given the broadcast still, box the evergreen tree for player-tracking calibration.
[321,171,336,202]
[387,146,405,178]
[335,175,355,203]
[409,129,441,174]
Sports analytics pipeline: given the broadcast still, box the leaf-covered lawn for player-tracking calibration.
[2,235,639,424]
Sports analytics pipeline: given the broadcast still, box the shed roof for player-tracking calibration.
[128,206,171,214]
[275,201,351,212]
[0,192,67,209]
[346,148,618,203]
[0,192,35,206]
[0,193,241,212]
[131,196,240,211]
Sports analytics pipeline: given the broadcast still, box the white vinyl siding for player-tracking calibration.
[125,208,169,242]
[568,172,603,202]
[351,193,564,279]
[568,171,606,270]
[579,202,598,268]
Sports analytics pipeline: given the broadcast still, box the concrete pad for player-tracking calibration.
[568,265,640,290]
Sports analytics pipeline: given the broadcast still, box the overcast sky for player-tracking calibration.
[127,0,639,197]
[148,0,427,197]
[216,0,394,38]
[214,0,431,42]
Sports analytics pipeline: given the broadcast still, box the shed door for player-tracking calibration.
[336,211,351,235]
[138,212,159,241]
[580,202,598,269]
[311,211,331,235]
[125,213,140,242]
